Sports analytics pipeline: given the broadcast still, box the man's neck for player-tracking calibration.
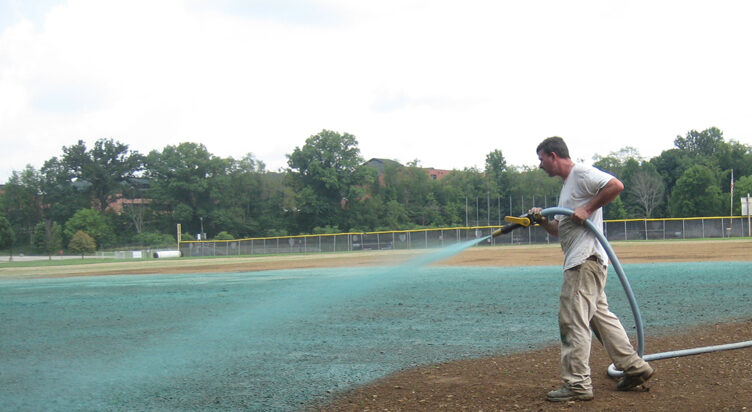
[559,159,575,180]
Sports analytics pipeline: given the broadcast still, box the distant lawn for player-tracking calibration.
[0,258,138,268]
[0,252,310,269]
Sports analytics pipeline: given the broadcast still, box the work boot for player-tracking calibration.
[546,385,594,402]
[617,364,654,391]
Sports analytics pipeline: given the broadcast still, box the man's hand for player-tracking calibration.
[528,207,557,236]
[529,207,543,216]
[571,206,590,225]
[572,177,624,225]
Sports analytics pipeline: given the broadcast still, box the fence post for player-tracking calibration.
[528,226,532,244]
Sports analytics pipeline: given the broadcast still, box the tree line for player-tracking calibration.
[1,127,751,256]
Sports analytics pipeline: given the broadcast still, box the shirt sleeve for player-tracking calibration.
[582,166,614,195]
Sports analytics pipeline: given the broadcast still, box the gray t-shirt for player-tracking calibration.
[556,163,614,270]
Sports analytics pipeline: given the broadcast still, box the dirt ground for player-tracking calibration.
[3,239,751,411]
[312,240,752,412]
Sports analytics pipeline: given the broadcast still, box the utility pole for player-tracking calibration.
[729,169,734,233]
[465,197,468,227]
[747,193,751,237]
[730,169,735,216]
[487,191,490,226]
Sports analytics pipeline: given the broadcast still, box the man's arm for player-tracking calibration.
[571,177,624,225]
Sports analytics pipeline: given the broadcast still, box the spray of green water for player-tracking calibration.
[400,235,491,268]
[0,235,497,411]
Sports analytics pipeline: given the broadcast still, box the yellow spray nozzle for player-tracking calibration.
[504,215,532,227]
[493,213,542,237]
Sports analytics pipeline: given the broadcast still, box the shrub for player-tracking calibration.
[214,231,235,240]
[132,231,176,247]
[69,231,96,259]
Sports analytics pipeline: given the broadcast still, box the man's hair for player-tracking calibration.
[536,136,570,159]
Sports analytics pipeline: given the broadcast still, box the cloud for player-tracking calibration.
[185,0,344,26]
[371,90,484,113]
[1,0,752,183]
[31,79,106,113]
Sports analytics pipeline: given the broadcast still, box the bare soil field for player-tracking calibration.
[4,238,752,279]
[2,239,751,411]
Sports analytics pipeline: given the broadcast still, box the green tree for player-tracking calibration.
[439,167,492,225]
[132,231,175,247]
[625,168,665,218]
[604,195,627,220]
[256,172,297,236]
[39,157,89,225]
[286,130,374,233]
[62,138,144,212]
[593,146,643,179]
[674,127,724,157]
[733,175,752,215]
[381,160,442,227]
[669,165,723,217]
[507,166,562,214]
[68,230,96,259]
[33,220,63,259]
[717,140,752,180]
[485,149,511,198]
[119,179,151,234]
[650,148,691,194]
[208,154,271,237]
[1,166,43,247]
[214,231,235,240]
[0,215,16,260]
[64,209,113,248]
[144,142,229,236]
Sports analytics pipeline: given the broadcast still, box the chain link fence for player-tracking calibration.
[178,216,752,257]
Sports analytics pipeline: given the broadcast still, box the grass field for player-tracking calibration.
[1,239,751,411]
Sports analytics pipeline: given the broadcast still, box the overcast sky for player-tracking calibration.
[2,0,751,183]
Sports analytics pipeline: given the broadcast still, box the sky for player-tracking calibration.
[1,0,752,183]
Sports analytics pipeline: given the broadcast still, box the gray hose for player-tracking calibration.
[607,340,752,377]
[539,207,752,379]
[540,207,645,356]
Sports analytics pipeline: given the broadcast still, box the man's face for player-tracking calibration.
[538,150,556,176]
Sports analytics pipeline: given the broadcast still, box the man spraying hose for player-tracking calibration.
[529,136,654,402]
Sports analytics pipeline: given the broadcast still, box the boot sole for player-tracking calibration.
[617,368,654,391]
[546,394,594,402]
[546,395,593,402]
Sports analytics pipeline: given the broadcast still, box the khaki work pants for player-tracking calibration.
[559,259,648,392]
